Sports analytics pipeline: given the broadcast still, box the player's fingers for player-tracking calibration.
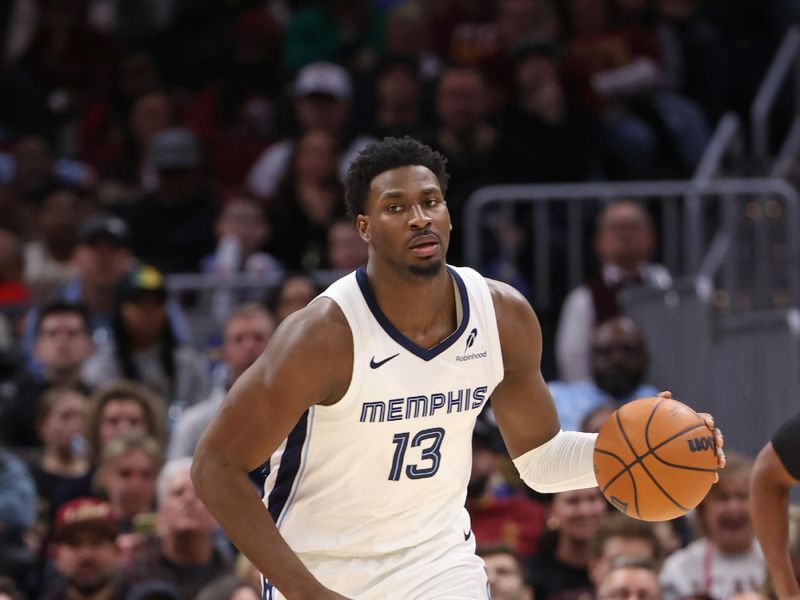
[716,445,727,470]
[698,412,714,431]
[713,427,724,450]
[657,390,672,399]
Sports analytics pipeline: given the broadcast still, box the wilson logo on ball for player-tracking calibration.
[686,436,715,453]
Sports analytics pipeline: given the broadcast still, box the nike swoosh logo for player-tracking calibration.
[463,529,472,541]
[370,353,399,369]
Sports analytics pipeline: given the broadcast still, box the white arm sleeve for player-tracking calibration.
[512,430,598,493]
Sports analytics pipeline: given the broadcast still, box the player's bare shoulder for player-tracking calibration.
[260,296,353,406]
[484,277,543,361]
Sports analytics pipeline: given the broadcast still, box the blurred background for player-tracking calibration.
[0,1,798,599]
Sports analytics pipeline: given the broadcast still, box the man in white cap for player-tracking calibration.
[246,62,375,199]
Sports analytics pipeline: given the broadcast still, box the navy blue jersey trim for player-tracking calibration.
[355,265,470,361]
[248,459,271,498]
[267,410,309,523]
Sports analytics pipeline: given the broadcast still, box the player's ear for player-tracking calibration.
[357,215,371,242]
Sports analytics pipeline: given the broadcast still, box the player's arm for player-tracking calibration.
[487,279,598,492]
[192,299,352,600]
[750,439,800,600]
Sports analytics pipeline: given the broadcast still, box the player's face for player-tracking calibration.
[700,474,752,554]
[358,165,450,278]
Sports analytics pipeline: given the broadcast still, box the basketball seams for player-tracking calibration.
[595,447,641,518]
[644,402,718,473]
[615,401,690,516]
[594,397,717,521]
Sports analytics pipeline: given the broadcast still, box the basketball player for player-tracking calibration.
[192,137,725,599]
[751,412,800,600]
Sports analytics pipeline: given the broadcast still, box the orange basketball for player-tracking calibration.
[593,396,718,521]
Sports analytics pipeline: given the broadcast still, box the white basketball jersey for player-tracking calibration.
[257,265,504,559]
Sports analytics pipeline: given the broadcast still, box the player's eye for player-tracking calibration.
[387,204,403,213]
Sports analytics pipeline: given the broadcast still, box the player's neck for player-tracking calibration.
[365,262,457,345]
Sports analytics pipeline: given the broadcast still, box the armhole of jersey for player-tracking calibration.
[311,292,363,416]
[458,267,505,384]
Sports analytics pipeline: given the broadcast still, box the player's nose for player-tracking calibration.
[409,204,432,229]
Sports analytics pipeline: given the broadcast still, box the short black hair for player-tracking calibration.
[344,136,449,220]
[36,301,91,335]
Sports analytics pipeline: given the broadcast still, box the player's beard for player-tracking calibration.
[409,259,444,279]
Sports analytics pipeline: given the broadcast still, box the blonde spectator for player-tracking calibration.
[659,452,764,600]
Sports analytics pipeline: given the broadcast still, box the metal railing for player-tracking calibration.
[463,178,800,312]
[752,25,800,168]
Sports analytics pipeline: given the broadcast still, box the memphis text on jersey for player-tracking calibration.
[359,386,488,423]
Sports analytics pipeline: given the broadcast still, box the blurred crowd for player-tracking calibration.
[0,0,797,598]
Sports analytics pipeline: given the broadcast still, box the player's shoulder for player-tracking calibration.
[484,277,537,320]
[270,297,352,358]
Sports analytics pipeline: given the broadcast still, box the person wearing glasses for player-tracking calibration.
[548,316,658,432]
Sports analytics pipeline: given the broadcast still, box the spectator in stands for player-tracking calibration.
[0,448,37,584]
[502,38,606,182]
[41,497,126,600]
[281,0,386,72]
[168,304,275,459]
[23,189,84,301]
[562,0,710,177]
[204,197,279,279]
[327,217,368,272]
[0,229,31,307]
[368,55,424,139]
[267,128,347,271]
[122,128,218,274]
[82,266,210,417]
[588,513,664,588]
[123,459,232,599]
[94,435,161,533]
[196,575,260,600]
[203,196,283,323]
[94,435,162,567]
[93,90,175,200]
[528,487,609,600]
[597,558,662,600]
[84,381,165,467]
[0,576,22,600]
[467,420,547,560]
[245,62,374,200]
[477,545,534,600]
[267,274,320,324]
[31,386,93,529]
[185,7,283,187]
[384,2,441,82]
[78,49,162,189]
[660,452,764,600]
[426,63,529,264]
[550,316,658,431]
[556,200,671,382]
[0,301,94,447]
[22,214,138,354]
[0,135,60,235]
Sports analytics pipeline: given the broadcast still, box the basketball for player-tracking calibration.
[593,396,718,521]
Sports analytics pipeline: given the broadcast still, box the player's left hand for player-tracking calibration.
[657,390,726,479]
